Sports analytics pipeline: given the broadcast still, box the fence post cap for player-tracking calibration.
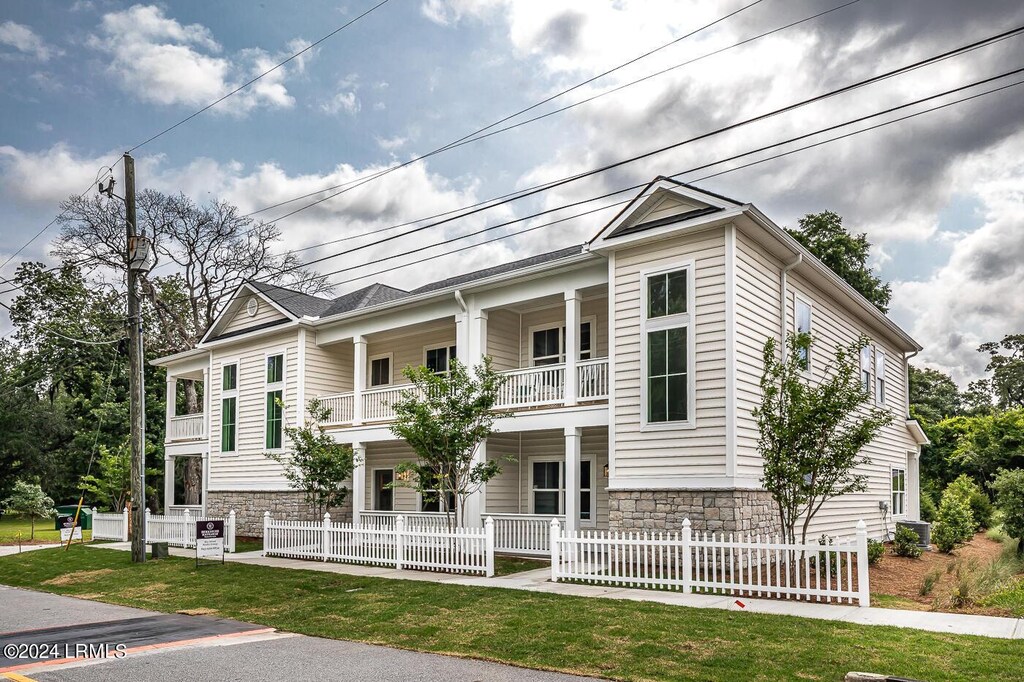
[682,518,691,529]
[263,510,271,518]
[324,511,331,521]
[229,509,236,518]
[855,519,867,532]
[145,508,151,516]
[484,516,494,526]
[549,517,560,529]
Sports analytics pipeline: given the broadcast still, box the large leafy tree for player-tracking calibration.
[755,333,893,544]
[787,211,892,312]
[978,334,1024,410]
[390,358,506,529]
[951,409,1024,485]
[51,190,332,504]
[908,365,962,424]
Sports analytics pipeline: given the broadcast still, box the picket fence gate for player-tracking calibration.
[550,518,870,606]
[263,512,495,576]
[90,507,236,553]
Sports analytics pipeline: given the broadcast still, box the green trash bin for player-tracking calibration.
[54,505,92,530]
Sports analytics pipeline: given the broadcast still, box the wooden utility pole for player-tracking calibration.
[125,152,147,564]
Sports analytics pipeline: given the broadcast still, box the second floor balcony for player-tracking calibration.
[318,357,609,427]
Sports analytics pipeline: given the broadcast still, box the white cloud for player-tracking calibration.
[35,122,53,133]
[320,91,360,115]
[376,135,407,152]
[0,20,61,61]
[87,5,311,114]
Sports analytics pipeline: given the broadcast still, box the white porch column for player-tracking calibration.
[455,314,469,365]
[470,308,488,368]
[352,441,366,527]
[461,439,487,528]
[564,290,580,406]
[201,451,209,516]
[165,375,177,434]
[163,456,174,514]
[909,449,922,520]
[564,426,581,533]
[353,336,367,425]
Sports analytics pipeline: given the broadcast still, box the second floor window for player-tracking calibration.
[265,353,284,449]
[425,345,456,374]
[221,362,238,453]
[644,265,692,425]
[875,349,886,405]
[531,320,595,366]
[370,355,391,387]
[795,297,812,370]
[860,346,872,394]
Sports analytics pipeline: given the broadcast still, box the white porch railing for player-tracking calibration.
[317,358,609,426]
[495,364,566,408]
[577,359,609,401]
[550,518,870,606]
[167,413,205,441]
[359,510,451,532]
[320,393,354,425]
[491,513,564,556]
[264,512,494,576]
[168,504,204,516]
[92,507,129,541]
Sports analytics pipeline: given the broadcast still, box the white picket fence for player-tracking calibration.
[89,507,236,553]
[550,518,870,606]
[263,512,495,576]
[490,513,564,556]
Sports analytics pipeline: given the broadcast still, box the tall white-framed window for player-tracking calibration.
[795,295,813,371]
[424,344,457,374]
[860,345,873,394]
[875,348,886,406]
[641,263,694,428]
[891,466,906,517]
[220,362,238,454]
[369,353,392,387]
[528,457,596,524]
[265,352,285,450]
[529,317,598,366]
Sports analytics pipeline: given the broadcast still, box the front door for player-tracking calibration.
[374,469,394,511]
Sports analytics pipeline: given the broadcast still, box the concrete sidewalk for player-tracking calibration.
[90,542,1024,640]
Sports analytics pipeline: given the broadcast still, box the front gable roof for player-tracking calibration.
[589,177,743,248]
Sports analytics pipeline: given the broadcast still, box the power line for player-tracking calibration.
[248,68,1024,305]
[126,0,394,153]
[239,0,771,220]
[0,298,125,346]
[239,30,1024,294]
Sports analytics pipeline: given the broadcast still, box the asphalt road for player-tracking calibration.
[0,586,592,681]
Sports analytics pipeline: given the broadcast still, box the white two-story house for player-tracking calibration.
[154,178,929,545]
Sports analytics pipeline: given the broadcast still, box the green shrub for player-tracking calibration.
[919,568,942,596]
[893,525,923,558]
[867,539,885,565]
[946,474,994,530]
[992,468,1024,555]
[920,489,938,523]
[947,560,976,608]
[934,493,975,553]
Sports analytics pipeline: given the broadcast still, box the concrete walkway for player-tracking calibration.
[90,542,1024,640]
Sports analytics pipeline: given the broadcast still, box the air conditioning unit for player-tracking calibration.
[896,520,931,549]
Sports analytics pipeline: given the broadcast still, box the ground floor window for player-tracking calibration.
[419,467,456,512]
[891,467,906,517]
[530,459,594,521]
[373,469,394,511]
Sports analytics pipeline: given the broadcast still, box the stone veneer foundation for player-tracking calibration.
[608,489,776,535]
[206,491,353,537]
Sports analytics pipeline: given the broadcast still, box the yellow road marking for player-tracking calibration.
[3,672,39,681]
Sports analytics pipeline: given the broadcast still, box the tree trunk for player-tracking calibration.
[182,381,202,506]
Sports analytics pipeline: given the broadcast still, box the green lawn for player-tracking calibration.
[0,547,1020,681]
[0,515,92,545]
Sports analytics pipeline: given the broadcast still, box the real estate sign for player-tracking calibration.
[195,519,225,563]
[57,515,82,542]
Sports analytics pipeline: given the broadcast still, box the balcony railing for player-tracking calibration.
[319,358,608,427]
[167,414,205,442]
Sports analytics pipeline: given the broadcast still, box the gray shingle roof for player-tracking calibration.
[321,283,411,317]
[410,244,586,295]
[247,281,334,318]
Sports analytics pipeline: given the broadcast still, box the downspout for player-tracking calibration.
[779,253,802,355]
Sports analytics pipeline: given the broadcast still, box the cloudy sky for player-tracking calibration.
[1,0,1023,384]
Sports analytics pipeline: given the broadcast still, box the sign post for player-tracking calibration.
[57,515,83,544]
[195,519,225,568]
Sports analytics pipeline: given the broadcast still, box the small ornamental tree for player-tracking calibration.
[1,481,55,540]
[992,468,1024,555]
[266,398,355,518]
[754,333,893,545]
[81,441,159,512]
[390,357,506,529]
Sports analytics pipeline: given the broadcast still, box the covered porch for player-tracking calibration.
[161,353,210,516]
[350,427,609,555]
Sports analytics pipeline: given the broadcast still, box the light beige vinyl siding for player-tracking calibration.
[485,433,521,513]
[306,335,352,399]
[486,310,520,371]
[612,227,728,479]
[733,228,918,539]
[220,297,289,335]
[518,298,608,364]
[514,428,609,526]
[367,327,456,386]
[208,330,299,489]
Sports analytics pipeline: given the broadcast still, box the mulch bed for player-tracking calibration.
[870,532,1013,615]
